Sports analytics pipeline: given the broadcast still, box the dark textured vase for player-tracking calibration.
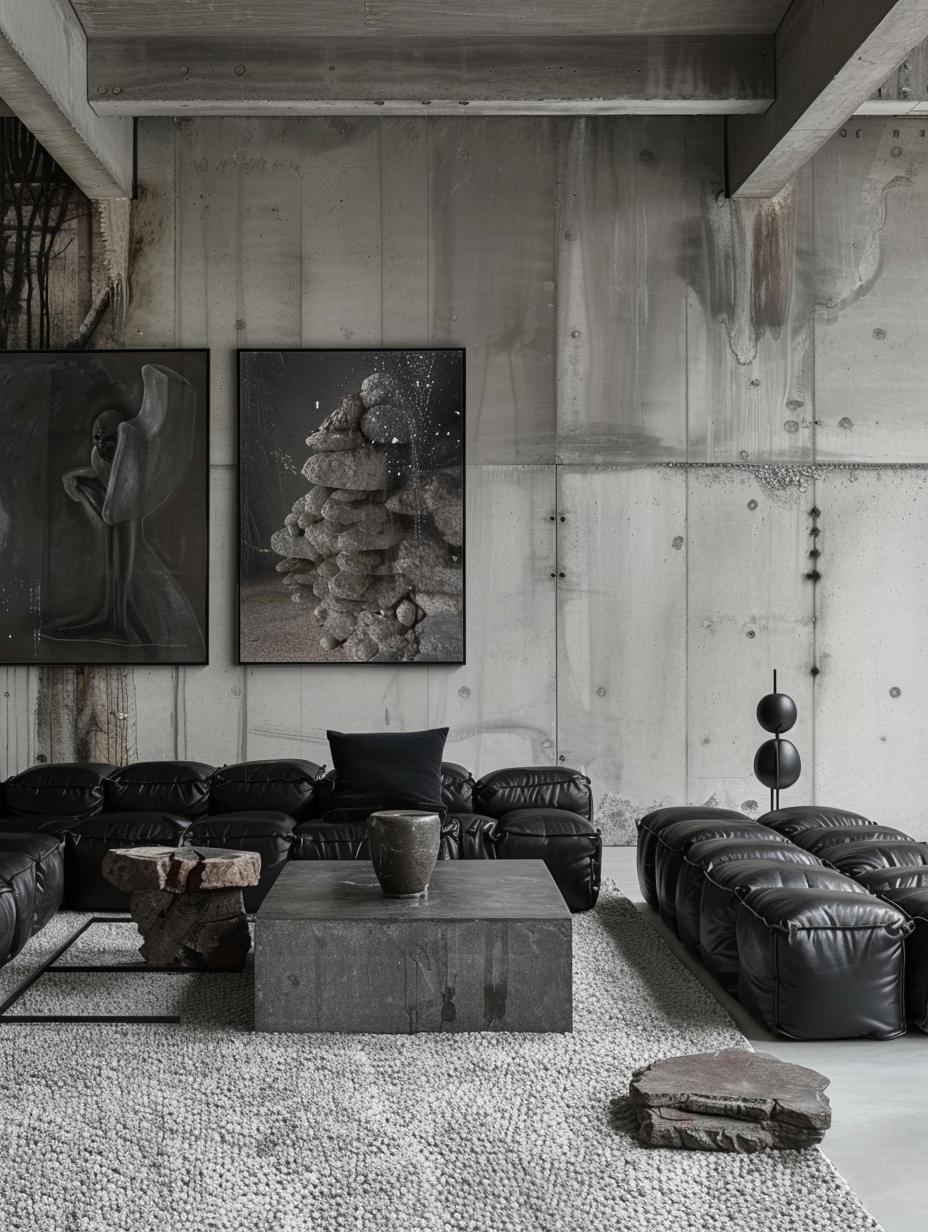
[366,810,441,898]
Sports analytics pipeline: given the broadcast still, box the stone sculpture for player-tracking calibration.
[270,369,463,662]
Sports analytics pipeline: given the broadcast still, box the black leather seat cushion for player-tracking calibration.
[675,838,822,955]
[0,833,64,932]
[758,805,874,841]
[459,814,499,860]
[65,812,191,911]
[796,824,914,856]
[183,812,295,913]
[653,819,787,935]
[700,860,868,993]
[104,761,215,818]
[0,850,38,961]
[854,867,928,893]
[474,766,592,821]
[292,810,460,862]
[635,806,749,911]
[1,762,116,822]
[0,882,15,968]
[493,808,601,912]
[207,760,323,822]
[876,886,928,1031]
[737,886,911,1039]
[818,840,928,880]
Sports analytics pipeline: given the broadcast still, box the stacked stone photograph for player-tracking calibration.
[267,366,464,663]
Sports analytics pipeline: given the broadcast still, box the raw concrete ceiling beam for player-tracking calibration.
[86,34,775,116]
[727,0,928,197]
[0,0,133,199]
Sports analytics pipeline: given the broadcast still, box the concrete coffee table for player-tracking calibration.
[254,860,572,1033]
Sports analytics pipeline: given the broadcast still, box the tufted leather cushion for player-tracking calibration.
[208,759,323,822]
[441,763,475,814]
[474,766,592,821]
[183,812,295,912]
[2,762,116,821]
[0,850,37,962]
[104,761,215,818]
[0,833,64,933]
[876,886,928,1030]
[819,840,928,880]
[758,805,874,841]
[65,812,191,911]
[796,824,914,856]
[493,807,601,912]
[737,886,911,1039]
[699,859,868,993]
[635,806,749,912]
[675,838,823,955]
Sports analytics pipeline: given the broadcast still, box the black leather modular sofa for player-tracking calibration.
[0,759,601,969]
[637,803,928,1040]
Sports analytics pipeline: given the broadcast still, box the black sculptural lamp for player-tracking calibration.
[754,670,801,812]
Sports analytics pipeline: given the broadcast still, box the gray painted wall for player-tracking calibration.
[5,114,928,841]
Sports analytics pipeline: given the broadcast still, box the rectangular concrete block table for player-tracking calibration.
[254,860,572,1033]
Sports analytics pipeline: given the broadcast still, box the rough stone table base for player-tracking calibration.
[131,887,252,969]
[629,1049,831,1152]
[101,845,260,970]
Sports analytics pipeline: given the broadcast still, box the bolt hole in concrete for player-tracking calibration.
[747,500,758,510]
[890,687,901,698]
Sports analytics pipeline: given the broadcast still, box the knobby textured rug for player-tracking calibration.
[0,884,881,1232]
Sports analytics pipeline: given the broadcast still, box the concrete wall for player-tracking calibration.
[6,114,928,841]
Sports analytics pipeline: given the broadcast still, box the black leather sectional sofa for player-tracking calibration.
[638,803,928,1040]
[0,758,602,970]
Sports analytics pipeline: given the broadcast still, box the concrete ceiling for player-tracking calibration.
[1,0,928,200]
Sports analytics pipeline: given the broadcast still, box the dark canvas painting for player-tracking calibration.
[239,348,464,664]
[0,350,209,665]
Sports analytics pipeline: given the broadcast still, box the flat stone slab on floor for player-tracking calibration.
[254,860,572,1034]
[629,1049,831,1152]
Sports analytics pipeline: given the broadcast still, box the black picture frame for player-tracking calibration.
[238,348,465,665]
[0,349,209,665]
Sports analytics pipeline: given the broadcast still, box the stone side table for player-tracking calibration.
[102,845,261,969]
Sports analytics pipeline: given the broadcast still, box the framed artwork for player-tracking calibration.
[238,348,465,665]
[0,350,209,665]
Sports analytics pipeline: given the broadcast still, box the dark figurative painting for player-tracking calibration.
[0,350,209,665]
[238,349,465,665]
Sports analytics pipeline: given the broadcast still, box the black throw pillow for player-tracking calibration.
[327,728,448,813]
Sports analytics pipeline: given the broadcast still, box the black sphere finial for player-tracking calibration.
[754,669,800,811]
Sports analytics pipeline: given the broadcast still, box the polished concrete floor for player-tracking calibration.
[603,847,928,1232]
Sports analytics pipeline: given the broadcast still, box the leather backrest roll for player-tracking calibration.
[473,766,592,821]
[2,762,116,820]
[739,885,911,933]
[207,759,323,821]
[441,763,475,813]
[706,859,868,897]
[635,806,749,912]
[104,761,215,817]
[820,840,928,879]
[758,805,873,841]
[797,824,914,855]
[855,867,928,893]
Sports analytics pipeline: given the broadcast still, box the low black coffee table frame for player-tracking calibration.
[0,917,245,1025]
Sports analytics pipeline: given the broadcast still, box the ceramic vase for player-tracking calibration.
[366,810,441,897]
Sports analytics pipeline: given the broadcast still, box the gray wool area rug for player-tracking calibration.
[0,883,881,1232]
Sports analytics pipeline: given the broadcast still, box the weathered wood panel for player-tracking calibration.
[557,117,688,464]
[557,466,687,842]
[814,120,928,462]
[813,468,928,836]
[685,466,815,814]
[428,465,556,775]
[429,117,557,463]
[685,118,816,463]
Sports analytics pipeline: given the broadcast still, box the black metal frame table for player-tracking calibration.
[0,916,245,1025]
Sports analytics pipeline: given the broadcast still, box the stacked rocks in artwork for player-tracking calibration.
[270,370,463,662]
